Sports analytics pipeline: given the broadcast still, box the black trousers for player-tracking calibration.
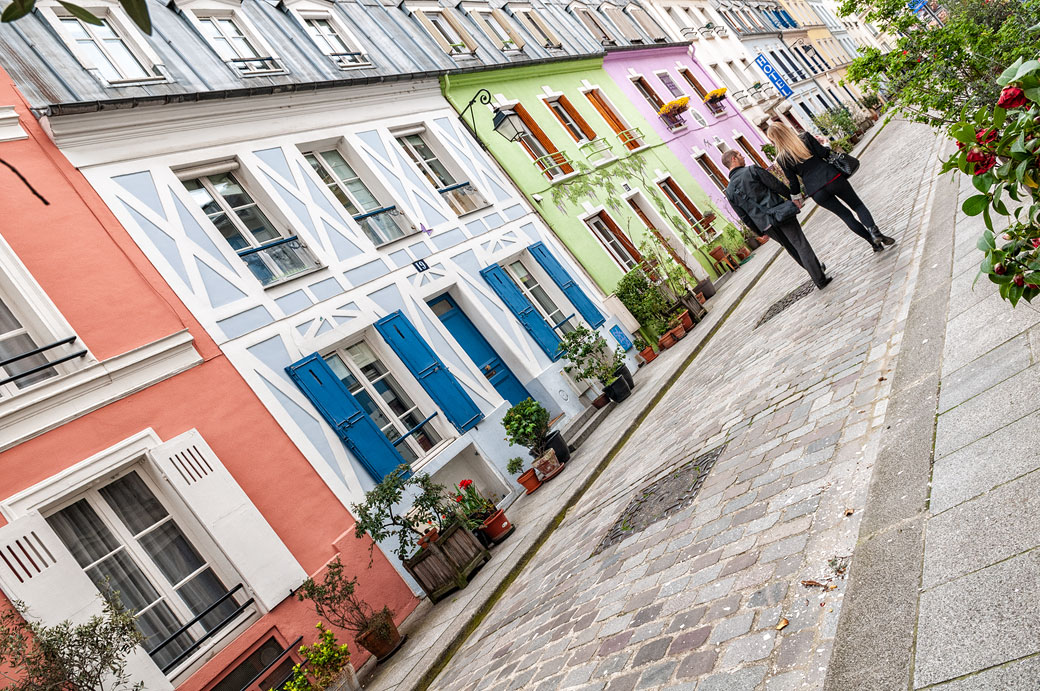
[766,217,827,288]
[811,176,877,245]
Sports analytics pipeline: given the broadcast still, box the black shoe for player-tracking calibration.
[869,226,896,246]
[821,263,827,273]
[816,275,833,290]
[872,241,884,253]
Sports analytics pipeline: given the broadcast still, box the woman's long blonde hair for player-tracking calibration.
[766,122,811,165]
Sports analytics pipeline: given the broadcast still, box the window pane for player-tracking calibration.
[325,354,361,391]
[208,173,252,209]
[372,376,415,417]
[346,342,384,377]
[100,472,168,535]
[0,298,21,334]
[138,600,194,669]
[352,389,393,428]
[85,550,161,614]
[211,213,250,250]
[177,568,237,630]
[235,206,280,244]
[138,521,206,586]
[0,332,55,390]
[183,180,223,216]
[48,500,121,567]
[78,40,121,82]
[60,17,90,39]
[103,38,149,79]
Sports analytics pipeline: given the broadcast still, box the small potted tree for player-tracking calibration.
[503,398,566,477]
[560,325,631,400]
[506,456,542,494]
[351,466,490,602]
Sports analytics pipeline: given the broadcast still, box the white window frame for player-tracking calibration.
[286,3,371,69]
[173,0,285,76]
[408,4,479,55]
[543,95,592,144]
[394,128,490,216]
[503,258,576,334]
[625,3,668,41]
[323,341,450,467]
[39,2,165,86]
[510,6,563,49]
[467,6,526,52]
[584,211,639,272]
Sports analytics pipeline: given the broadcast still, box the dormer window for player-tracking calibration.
[626,4,668,42]
[411,7,478,55]
[46,5,164,85]
[196,15,283,75]
[512,8,562,49]
[302,16,371,68]
[571,4,616,45]
[470,8,525,52]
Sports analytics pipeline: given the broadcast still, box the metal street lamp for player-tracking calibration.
[457,88,526,149]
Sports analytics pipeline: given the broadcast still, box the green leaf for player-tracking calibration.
[949,122,977,144]
[983,204,994,232]
[57,2,101,24]
[1012,133,1029,155]
[999,58,1025,86]
[1025,274,1040,287]
[1,0,35,22]
[993,198,1010,216]
[118,0,150,33]
[994,106,1007,129]
[962,194,989,216]
[978,229,996,251]
[972,173,993,193]
[1016,60,1040,81]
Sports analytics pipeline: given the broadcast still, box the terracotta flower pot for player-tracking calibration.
[669,325,686,340]
[355,610,404,662]
[533,447,563,480]
[658,332,676,350]
[678,310,694,331]
[592,393,610,408]
[517,468,542,494]
[695,292,706,305]
[480,508,513,542]
[640,346,658,363]
[736,247,751,260]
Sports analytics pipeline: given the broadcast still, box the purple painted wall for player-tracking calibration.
[603,45,771,222]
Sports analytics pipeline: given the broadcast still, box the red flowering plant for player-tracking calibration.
[942,57,1040,306]
[452,479,496,526]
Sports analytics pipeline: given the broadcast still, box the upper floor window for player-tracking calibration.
[545,95,596,143]
[47,470,243,673]
[505,260,575,334]
[632,76,664,111]
[0,296,59,398]
[658,72,684,98]
[413,8,477,55]
[53,12,162,84]
[678,67,709,99]
[512,7,562,48]
[572,5,615,44]
[195,14,283,75]
[396,132,487,215]
[625,4,668,42]
[324,343,441,464]
[585,212,640,271]
[304,149,411,247]
[657,176,705,229]
[512,103,573,179]
[302,16,371,68]
[585,87,642,150]
[181,168,319,286]
[470,8,525,51]
[695,154,729,192]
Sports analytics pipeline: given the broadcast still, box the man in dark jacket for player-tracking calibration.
[721,150,831,290]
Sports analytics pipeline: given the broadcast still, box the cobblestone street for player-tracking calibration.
[428,119,945,691]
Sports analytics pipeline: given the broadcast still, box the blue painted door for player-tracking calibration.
[429,295,532,407]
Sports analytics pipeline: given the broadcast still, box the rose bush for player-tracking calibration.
[943,57,1040,306]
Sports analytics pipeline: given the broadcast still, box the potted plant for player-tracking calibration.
[281,622,360,691]
[736,246,751,261]
[634,336,657,364]
[614,269,672,345]
[452,479,513,543]
[296,557,405,663]
[695,276,716,299]
[561,324,626,399]
[351,467,490,602]
[592,392,610,408]
[655,316,676,350]
[675,308,694,331]
[503,399,565,479]
[667,314,686,341]
[507,456,542,494]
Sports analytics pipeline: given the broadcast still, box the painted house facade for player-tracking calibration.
[602,43,772,219]
[0,0,636,589]
[0,66,416,691]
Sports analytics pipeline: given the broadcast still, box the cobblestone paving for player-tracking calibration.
[430,120,942,691]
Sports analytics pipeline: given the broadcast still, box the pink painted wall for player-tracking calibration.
[603,45,772,222]
[0,68,416,686]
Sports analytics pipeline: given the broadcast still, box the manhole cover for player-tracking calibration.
[755,280,815,329]
[592,444,726,555]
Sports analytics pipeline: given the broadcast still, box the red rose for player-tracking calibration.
[965,147,986,163]
[1031,238,1040,248]
[976,128,998,145]
[997,86,1028,110]
[454,495,463,503]
[973,154,997,175]
[459,479,473,489]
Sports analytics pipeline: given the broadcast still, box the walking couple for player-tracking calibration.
[723,122,894,290]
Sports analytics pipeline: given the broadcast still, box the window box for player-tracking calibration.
[705,99,727,115]
[402,520,490,603]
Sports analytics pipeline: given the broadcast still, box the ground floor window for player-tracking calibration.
[506,259,576,334]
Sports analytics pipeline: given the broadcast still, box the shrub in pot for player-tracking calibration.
[507,456,541,494]
[503,399,563,480]
[296,558,404,664]
[282,622,360,691]
[560,324,625,399]
[452,479,513,543]
[634,336,657,364]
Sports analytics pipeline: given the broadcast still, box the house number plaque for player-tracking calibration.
[413,259,430,272]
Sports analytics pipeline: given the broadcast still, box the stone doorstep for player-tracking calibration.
[355,243,784,691]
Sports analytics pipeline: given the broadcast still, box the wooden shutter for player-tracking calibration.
[147,430,306,612]
[491,9,526,49]
[528,11,562,48]
[480,264,562,360]
[550,95,597,141]
[513,103,573,176]
[528,242,605,328]
[0,513,174,689]
[443,10,479,52]
[286,354,407,481]
[414,10,453,53]
[374,311,484,433]
[585,89,640,150]
[603,6,642,41]
[680,69,709,98]
[628,6,668,41]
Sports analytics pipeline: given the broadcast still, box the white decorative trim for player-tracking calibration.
[0,106,27,142]
[0,330,202,452]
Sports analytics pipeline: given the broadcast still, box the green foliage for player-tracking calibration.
[450,479,495,523]
[613,269,672,339]
[714,225,747,257]
[0,596,144,691]
[2,0,152,32]
[839,0,1040,127]
[812,108,859,152]
[941,57,1040,307]
[506,456,526,475]
[280,623,351,691]
[559,324,624,386]
[861,93,882,110]
[760,143,778,161]
[351,467,455,561]
[296,556,390,635]
[501,398,550,456]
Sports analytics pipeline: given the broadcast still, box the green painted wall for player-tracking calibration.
[441,57,739,297]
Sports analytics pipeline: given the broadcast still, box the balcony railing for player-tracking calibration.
[680,26,699,39]
[661,111,686,130]
[353,205,410,246]
[532,151,574,179]
[437,181,488,215]
[0,335,87,388]
[329,52,372,68]
[579,137,614,163]
[391,412,439,447]
[237,635,303,691]
[616,127,644,148]
[228,56,283,75]
[237,236,320,286]
[153,583,254,674]
[705,99,727,115]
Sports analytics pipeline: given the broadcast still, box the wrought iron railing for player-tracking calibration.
[237,236,319,286]
[237,635,303,691]
[705,99,726,115]
[661,111,686,130]
[153,583,254,674]
[353,205,409,246]
[616,127,644,148]
[391,412,439,447]
[0,336,87,387]
[437,181,487,215]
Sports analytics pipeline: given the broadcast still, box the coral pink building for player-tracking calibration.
[0,67,415,690]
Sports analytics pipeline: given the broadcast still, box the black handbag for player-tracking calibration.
[826,149,860,176]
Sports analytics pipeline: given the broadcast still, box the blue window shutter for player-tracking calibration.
[527,241,606,328]
[285,353,405,482]
[480,264,562,360]
[375,311,484,433]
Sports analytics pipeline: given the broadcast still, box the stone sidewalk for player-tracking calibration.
[827,142,1040,689]
[428,118,946,691]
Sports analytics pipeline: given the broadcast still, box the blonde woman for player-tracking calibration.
[766,122,894,252]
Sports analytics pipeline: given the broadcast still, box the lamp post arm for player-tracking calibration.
[458,88,493,151]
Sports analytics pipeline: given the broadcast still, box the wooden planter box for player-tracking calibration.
[403,522,490,603]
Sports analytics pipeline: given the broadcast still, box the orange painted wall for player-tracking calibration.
[0,67,417,685]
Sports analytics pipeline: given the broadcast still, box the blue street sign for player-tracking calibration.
[754,54,793,99]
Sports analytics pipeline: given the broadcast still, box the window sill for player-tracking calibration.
[235,69,289,78]
[549,171,582,186]
[455,202,494,218]
[666,124,689,133]
[373,228,425,251]
[105,76,169,87]
[593,155,617,168]
[410,437,460,475]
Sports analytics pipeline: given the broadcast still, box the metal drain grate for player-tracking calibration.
[755,280,815,329]
[592,444,726,555]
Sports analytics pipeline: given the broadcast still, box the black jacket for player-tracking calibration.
[778,132,842,197]
[724,164,793,234]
